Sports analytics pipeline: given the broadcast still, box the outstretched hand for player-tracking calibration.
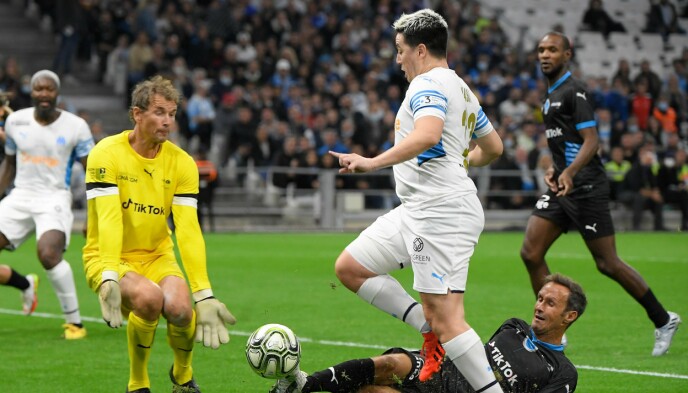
[195,298,237,349]
[329,151,375,173]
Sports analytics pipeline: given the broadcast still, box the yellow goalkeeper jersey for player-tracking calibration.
[83,130,210,292]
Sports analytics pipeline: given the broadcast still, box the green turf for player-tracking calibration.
[0,232,686,392]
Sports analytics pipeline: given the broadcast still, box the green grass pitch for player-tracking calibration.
[0,232,686,392]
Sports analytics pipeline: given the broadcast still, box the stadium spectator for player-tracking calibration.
[596,108,614,155]
[127,31,154,102]
[94,9,119,83]
[634,60,663,100]
[519,32,680,357]
[104,34,130,96]
[317,129,349,157]
[498,87,530,124]
[664,73,687,130]
[0,265,38,314]
[186,79,216,152]
[611,58,634,93]
[658,149,688,230]
[272,135,301,189]
[488,148,529,210]
[0,70,92,339]
[603,77,631,123]
[653,94,679,135]
[645,0,686,39]
[270,273,585,393]
[331,10,505,393]
[143,41,171,80]
[630,79,654,131]
[582,0,626,38]
[605,146,632,201]
[51,0,87,84]
[619,144,666,230]
[83,76,236,392]
[195,150,218,232]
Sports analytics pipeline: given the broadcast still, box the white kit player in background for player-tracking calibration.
[0,69,94,339]
[324,9,506,393]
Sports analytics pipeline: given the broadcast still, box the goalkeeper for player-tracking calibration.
[83,75,236,393]
[270,273,584,393]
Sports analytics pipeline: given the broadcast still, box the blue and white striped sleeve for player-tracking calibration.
[473,107,495,139]
[409,77,448,121]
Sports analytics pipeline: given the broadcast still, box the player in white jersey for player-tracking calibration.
[323,9,505,393]
[0,70,94,339]
[318,9,503,392]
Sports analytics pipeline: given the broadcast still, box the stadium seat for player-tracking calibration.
[608,32,637,50]
[637,33,664,50]
[576,31,608,50]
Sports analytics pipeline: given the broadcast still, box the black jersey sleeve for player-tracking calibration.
[570,83,597,132]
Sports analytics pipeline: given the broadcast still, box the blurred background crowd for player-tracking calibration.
[1,0,687,230]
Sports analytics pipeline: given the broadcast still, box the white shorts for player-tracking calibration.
[0,189,73,249]
[346,193,485,294]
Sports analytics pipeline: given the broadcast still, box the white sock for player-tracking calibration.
[46,260,82,324]
[356,274,429,332]
[443,329,504,393]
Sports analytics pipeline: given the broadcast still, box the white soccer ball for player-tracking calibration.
[246,323,301,379]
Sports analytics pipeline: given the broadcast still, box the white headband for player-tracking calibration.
[30,70,60,89]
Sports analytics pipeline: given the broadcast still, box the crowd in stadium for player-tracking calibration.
[1,0,687,229]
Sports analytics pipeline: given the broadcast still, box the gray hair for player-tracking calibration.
[392,9,449,58]
[31,70,60,89]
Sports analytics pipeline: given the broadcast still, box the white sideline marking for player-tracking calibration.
[2,308,686,380]
[576,365,688,380]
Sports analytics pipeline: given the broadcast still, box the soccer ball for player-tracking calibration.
[246,323,301,379]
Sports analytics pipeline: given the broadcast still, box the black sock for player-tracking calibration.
[302,358,375,393]
[6,269,30,290]
[639,289,670,328]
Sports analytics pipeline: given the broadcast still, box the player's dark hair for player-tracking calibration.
[129,75,180,123]
[393,9,448,58]
[541,31,572,52]
[544,273,587,323]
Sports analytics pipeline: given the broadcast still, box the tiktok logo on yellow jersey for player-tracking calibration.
[121,198,165,215]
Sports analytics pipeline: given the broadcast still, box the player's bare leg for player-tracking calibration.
[520,216,563,294]
[38,230,85,338]
[585,235,680,355]
[334,250,378,292]
[584,235,649,297]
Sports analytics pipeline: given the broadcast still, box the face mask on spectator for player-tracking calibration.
[628,125,639,133]
[657,102,669,111]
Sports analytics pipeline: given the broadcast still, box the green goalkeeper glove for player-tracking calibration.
[99,279,122,328]
[194,297,236,349]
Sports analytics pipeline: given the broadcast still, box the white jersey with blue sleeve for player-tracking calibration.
[4,108,94,192]
[393,67,493,211]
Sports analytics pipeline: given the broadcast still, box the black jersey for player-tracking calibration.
[401,319,577,393]
[543,71,607,197]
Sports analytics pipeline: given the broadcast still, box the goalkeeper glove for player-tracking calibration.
[99,278,122,328]
[194,296,236,349]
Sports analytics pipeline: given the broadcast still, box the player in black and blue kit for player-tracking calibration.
[267,273,584,393]
[519,32,680,357]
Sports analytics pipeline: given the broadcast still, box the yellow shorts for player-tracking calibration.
[84,253,185,292]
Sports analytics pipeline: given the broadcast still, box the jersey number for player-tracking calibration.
[461,110,477,168]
